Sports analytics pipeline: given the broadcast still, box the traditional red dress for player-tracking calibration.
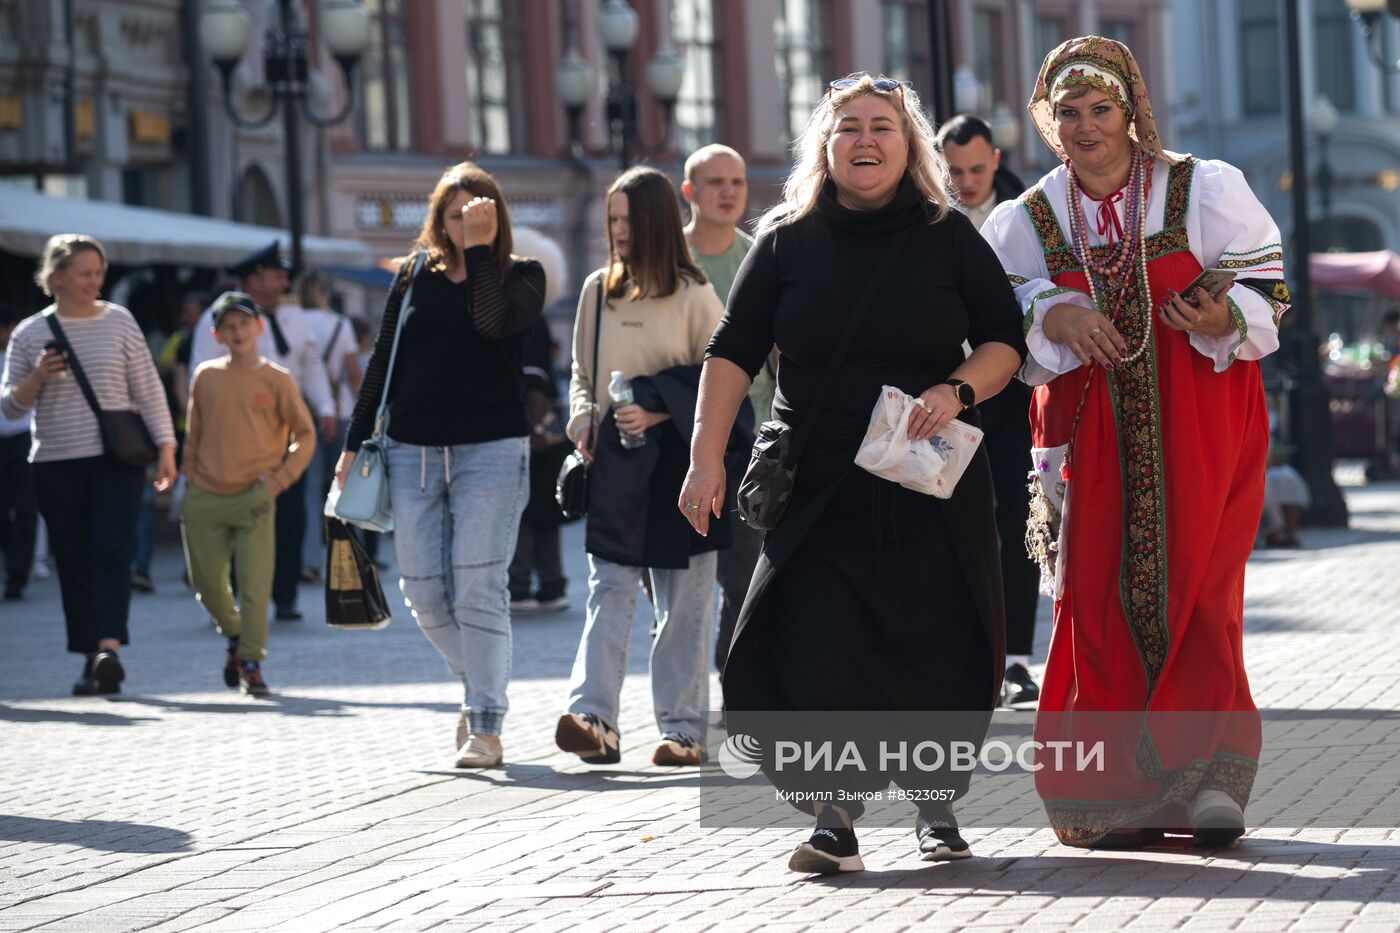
[982,155,1291,845]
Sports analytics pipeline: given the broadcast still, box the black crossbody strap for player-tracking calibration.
[786,221,918,467]
[586,277,603,455]
[43,310,106,421]
[323,316,344,366]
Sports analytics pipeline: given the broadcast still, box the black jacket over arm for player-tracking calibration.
[586,364,754,569]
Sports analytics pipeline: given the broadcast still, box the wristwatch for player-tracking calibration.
[945,379,975,410]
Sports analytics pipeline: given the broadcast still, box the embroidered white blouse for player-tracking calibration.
[982,158,1287,385]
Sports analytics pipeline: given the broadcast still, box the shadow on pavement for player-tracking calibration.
[799,839,1400,898]
[110,694,455,717]
[416,764,704,792]
[1248,527,1399,554]
[0,704,159,726]
[0,816,194,854]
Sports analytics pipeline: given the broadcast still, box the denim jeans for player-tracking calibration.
[566,551,717,744]
[387,436,529,735]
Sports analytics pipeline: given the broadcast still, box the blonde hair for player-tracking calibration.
[683,143,746,185]
[755,74,952,237]
[34,234,107,297]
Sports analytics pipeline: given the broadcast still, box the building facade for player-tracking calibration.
[319,0,1173,297]
[1172,0,1400,254]
[2,0,1176,302]
[1171,0,1400,338]
[0,0,192,206]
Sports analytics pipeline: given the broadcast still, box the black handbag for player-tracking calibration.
[324,518,390,629]
[556,280,604,519]
[43,310,159,468]
[736,224,916,531]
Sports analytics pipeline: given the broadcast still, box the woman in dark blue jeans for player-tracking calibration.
[0,234,176,694]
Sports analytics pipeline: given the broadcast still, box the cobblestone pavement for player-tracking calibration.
[2,478,1398,932]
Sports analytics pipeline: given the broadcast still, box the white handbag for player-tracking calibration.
[334,252,424,532]
[854,386,984,498]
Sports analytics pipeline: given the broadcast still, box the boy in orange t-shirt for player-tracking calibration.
[182,292,314,696]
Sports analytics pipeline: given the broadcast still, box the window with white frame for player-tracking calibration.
[465,0,530,154]
[775,0,834,145]
[881,0,930,107]
[1240,0,1282,116]
[1313,0,1357,112]
[356,0,413,152]
[673,0,724,153]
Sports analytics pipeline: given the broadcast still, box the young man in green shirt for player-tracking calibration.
[681,144,768,674]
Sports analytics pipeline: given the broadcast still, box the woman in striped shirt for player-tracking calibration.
[0,235,176,695]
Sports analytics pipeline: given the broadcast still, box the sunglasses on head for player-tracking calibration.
[827,77,905,101]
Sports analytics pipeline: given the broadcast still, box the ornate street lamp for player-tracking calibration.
[1284,0,1348,526]
[1310,95,1339,251]
[558,0,685,169]
[988,103,1022,165]
[200,0,370,274]
[1346,0,1400,72]
[556,46,596,157]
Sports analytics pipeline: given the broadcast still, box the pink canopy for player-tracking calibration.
[1309,251,1400,299]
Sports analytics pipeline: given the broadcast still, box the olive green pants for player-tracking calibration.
[181,482,276,661]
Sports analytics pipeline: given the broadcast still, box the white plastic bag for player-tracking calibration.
[854,386,984,498]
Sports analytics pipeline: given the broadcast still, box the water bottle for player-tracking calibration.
[607,370,646,449]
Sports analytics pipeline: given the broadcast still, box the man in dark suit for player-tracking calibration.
[935,114,1040,708]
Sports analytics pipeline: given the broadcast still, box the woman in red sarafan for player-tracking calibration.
[981,36,1290,849]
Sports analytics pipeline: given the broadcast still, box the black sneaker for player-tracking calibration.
[1001,663,1041,709]
[91,650,125,694]
[223,639,240,688]
[275,604,303,621]
[788,819,863,874]
[72,658,98,696]
[916,813,972,861]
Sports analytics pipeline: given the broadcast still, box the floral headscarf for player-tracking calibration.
[1028,35,1184,165]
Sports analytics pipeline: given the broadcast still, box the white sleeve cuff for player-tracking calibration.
[1022,287,1095,386]
[1187,287,1280,372]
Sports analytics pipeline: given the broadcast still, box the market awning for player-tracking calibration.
[0,184,375,269]
[1310,250,1400,300]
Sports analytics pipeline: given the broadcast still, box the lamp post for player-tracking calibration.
[988,103,1022,166]
[200,0,370,275]
[1311,95,1338,252]
[1346,0,1400,72]
[559,0,684,170]
[1284,0,1348,526]
[952,67,983,115]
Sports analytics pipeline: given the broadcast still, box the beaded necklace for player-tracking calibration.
[1064,144,1154,364]
[1058,145,1155,479]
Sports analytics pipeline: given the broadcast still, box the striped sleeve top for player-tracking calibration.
[0,302,176,463]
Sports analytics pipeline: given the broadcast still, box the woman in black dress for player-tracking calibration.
[680,75,1025,872]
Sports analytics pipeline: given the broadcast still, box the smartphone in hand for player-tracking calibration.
[1180,268,1236,305]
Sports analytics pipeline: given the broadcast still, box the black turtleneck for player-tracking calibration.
[707,173,1025,431]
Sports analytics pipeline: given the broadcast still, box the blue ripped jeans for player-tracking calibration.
[386,436,529,735]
